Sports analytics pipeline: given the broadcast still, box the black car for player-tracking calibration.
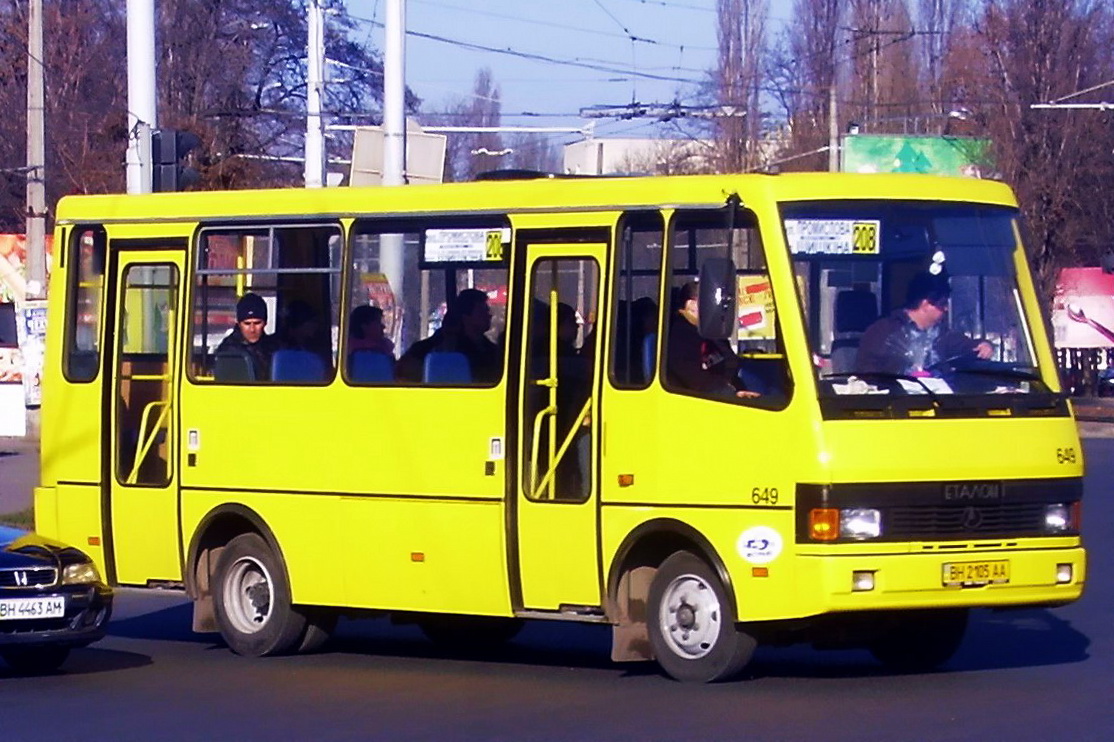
[0,525,113,673]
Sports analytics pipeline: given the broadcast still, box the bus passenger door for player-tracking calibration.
[514,238,606,611]
[107,250,184,585]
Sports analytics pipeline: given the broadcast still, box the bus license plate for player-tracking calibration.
[942,560,1010,587]
[0,596,66,621]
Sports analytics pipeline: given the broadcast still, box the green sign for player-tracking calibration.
[842,135,990,177]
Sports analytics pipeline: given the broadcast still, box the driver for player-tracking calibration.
[855,272,992,376]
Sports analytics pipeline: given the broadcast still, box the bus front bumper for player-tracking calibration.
[796,545,1085,613]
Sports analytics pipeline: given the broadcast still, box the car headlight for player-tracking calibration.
[62,561,101,585]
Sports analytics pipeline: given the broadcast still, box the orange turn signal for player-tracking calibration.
[809,508,839,541]
[618,474,635,487]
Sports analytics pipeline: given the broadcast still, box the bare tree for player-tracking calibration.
[954,0,1114,299]
[918,0,968,122]
[713,0,769,172]
[768,0,847,171]
[0,0,127,231]
[847,0,921,133]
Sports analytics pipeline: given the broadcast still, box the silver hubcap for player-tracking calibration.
[224,556,273,635]
[658,573,722,660]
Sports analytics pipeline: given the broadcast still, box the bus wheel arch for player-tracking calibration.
[605,519,738,665]
[184,504,286,635]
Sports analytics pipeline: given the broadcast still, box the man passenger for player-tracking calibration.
[215,292,280,381]
[397,288,500,383]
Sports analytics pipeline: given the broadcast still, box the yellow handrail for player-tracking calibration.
[530,398,592,500]
[127,400,170,485]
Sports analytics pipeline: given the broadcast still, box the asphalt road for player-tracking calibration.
[2,438,1113,741]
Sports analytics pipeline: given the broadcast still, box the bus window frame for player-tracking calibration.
[62,224,108,384]
[345,214,513,389]
[660,208,793,409]
[187,220,345,387]
[608,210,666,391]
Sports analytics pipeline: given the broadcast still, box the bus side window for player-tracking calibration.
[346,219,509,387]
[609,212,664,389]
[663,210,792,408]
[64,227,106,383]
[189,224,341,384]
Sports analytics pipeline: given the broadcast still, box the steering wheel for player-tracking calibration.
[927,350,979,374]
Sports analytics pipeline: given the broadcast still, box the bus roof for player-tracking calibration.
[54,172,1018,225]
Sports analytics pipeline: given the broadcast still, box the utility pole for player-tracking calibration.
[126,0,157,195]
[305,0,325,188]
[381,0,407,347]
[25,0,46,298]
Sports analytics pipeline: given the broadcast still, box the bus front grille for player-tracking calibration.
[886,503,1050,540]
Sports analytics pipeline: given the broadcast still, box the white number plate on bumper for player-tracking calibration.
[0,596,66,620]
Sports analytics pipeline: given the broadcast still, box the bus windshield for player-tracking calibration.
[783,200,1052,409]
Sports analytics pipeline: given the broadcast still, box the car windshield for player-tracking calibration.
[783,199,1051,408]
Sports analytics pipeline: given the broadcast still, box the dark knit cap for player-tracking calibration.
[237,293,267,322]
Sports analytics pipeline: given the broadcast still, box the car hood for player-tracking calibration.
[0,527,76,568]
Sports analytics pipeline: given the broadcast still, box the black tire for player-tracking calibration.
[213,532,307,657]
[419,615,524,654]
[1,645,70,674]
[869,608,968,672]
[647,551,756,683]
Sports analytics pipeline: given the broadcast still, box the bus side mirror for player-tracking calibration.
[698,258,736,340]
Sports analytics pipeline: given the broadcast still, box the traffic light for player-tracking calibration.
[151,128,201,192]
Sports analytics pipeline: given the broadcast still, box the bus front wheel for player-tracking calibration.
[214,532,307,657]
[647,551,756,683]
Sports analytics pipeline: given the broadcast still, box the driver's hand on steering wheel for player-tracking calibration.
[974,341,993,359]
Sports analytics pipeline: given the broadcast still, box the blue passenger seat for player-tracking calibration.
[423,351,472,384]
[641,332,657,382]
[348,350,394,383]
[271,349,326,382]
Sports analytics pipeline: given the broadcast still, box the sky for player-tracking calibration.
[344,0,793,147]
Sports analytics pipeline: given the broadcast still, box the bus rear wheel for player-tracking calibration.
[868,608,968,672]
[647,551,756,683]
[214,532,307,657]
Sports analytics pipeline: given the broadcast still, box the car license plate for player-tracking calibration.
[942,560,1010,587]
[0,596,66,621]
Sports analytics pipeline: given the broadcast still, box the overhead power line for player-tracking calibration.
[347,14,702,85]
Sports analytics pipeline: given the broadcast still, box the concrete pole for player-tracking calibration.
[383,0,407,187]
[126,0,157,195]
[381,0,407,344]
[828,86,839,172]
[305,0,325,188]
[25,0,46,298]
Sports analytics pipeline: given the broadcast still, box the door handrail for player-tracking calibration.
[126,399,171,485]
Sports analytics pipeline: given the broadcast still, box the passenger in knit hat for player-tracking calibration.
[214,292,279,380]
[236,292,268,323]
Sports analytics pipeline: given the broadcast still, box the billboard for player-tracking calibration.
[842,135,990,178]
[1053,267,1114,349]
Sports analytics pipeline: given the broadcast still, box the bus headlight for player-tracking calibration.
[840,508,881,540]
[1043,503,1080,534]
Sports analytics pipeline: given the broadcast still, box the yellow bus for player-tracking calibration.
[34,172,1084,682]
